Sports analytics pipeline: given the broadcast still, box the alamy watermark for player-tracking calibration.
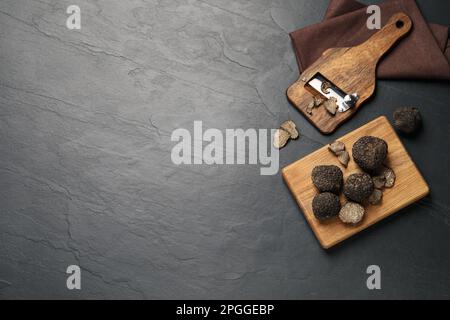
[366,5,381,30]
[171,121,279,175]
[66,5,81,30]
[66,265,81,290]
[366,265,381,290]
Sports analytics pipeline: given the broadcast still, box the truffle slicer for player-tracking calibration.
[287,12,412,134]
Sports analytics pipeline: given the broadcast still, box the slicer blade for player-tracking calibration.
[306,73,358,112]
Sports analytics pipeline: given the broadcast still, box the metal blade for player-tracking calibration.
[306,73,358,112]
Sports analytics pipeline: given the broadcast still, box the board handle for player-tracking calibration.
[357,12,412,61]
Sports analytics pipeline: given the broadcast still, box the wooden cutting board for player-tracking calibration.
[282,116,429,249]
[287,12,412,134]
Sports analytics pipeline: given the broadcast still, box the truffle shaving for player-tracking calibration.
[372,175,386,189]
[337,151,350,167]
[281,120,299,140]
[328,140,345,155]
[324,97,338,115]
[339,202,365,224]
[369,189,383,205]
[273,128,290,149]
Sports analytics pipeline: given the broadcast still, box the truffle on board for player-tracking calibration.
[339,202,365,224]
[352,136,388,172]
[328,140,345,155]
[311,165,343,194]
[375,166,396,188]
[336,150,350,167]
[343,172,374,203]
[369,189,383,205]
[306,99,315,115]
[314,96,324,107]
[324,97,338,115]
[372,175,386,189]
[312,192,341,221]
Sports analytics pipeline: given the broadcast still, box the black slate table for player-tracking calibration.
[0,0,449,299]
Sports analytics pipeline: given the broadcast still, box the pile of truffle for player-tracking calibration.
[305,95,339,116]
[311,136,396,225]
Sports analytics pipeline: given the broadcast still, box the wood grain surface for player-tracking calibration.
[282,116,429,249]
[287,12,412,134]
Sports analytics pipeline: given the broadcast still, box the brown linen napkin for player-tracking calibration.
[289,0,450,80]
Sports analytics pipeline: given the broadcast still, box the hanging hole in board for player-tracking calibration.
[396,20,404,28]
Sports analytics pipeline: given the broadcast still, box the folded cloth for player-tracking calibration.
[290,0,450,80]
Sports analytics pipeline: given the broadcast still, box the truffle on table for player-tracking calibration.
[352,136,388,172]
[343,172,374,203]
[339,202,365,224]
[311,165,343,194]
[312,192,341,221]
[393,107,422,134]
[273,128,290,149]
[281,120,299,139]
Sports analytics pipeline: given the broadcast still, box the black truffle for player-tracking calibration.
[343,173,374,203]
[312,192,341,221]
[393,107,422,134]
[352,136,388,172]
[311,165,343,194]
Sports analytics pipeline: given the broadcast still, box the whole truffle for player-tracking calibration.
[312,192,341,221]
[339,202,365,224]
[343,173,374,203]
[393,107,422,134]
[311,165,343,194]
[352,136,388,172]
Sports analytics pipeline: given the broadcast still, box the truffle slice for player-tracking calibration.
[311,165,343,194]
[324,97,338,115]
[352,136,388,172]
[312,192,341,221]
[337,150,350,168]
[281,120,299,140]
[385,169,395,188]
[393,107,422,134]
[372,175,386,189]
[376,166,396,188]
[314,96,324,107]
[369,189,383,205]
[306,99,315,115]
[343,172,374,203]
[328,140,345,155]
[273,129,290,149]
[339,202,365,224]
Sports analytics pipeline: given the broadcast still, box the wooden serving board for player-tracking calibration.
[287,13,412,134]
[282,116,429,249]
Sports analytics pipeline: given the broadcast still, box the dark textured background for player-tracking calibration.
[0,0,449,299]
